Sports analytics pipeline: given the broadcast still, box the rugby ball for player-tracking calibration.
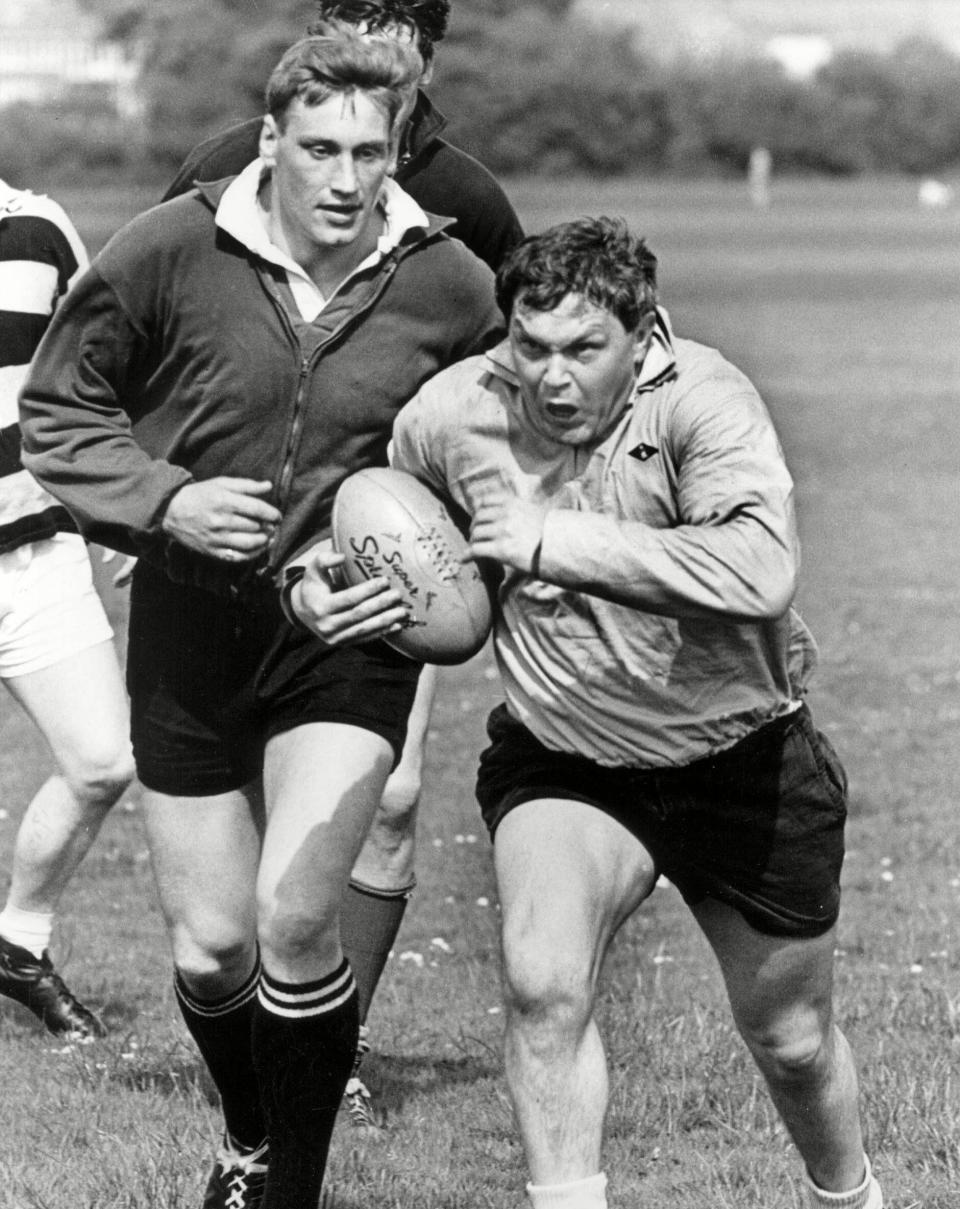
[331,467,493,665]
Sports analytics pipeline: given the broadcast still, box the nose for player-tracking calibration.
[331,153,359,195]
[543,354,570,388]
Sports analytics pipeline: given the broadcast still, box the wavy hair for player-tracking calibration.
[266,33,423,130]
[496,217,659,333]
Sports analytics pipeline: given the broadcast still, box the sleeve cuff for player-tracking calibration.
[279,563,307,629]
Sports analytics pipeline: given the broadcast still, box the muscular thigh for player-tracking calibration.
[259,722,395,923]
[495,798,658,992]
[5,640,130,778]
[143,784,264,953]
[692,895,838,1044]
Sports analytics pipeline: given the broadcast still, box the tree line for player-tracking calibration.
[5,1,960,183]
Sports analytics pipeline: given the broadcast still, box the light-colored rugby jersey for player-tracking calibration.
[392,309,818,769]
[0,181,88,553]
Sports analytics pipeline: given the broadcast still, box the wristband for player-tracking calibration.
[279,564,307,628]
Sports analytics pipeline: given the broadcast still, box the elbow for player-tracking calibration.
[755,586,795,622]
[742,559,797,621]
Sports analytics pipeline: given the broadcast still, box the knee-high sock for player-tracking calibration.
[174,959,265,1151]
[252,959,358,1209]
[341,878,414,1022]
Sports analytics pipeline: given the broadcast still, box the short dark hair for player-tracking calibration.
[496,217,659,334]
[265,33,422,130]
[309,1,450,64]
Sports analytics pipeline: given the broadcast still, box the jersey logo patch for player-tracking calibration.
[629,443,659,462]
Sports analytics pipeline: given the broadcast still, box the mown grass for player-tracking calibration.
[0,177,957,1206]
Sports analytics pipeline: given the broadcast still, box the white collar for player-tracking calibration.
[633,306,677,395]
[215,160,430,316]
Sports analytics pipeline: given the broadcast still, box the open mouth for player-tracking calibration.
[320,204,361,221]
[544,401,578,422]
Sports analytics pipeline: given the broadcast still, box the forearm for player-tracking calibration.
[538,508,797,622]
[19,272,192,551]
[20,421,192,555]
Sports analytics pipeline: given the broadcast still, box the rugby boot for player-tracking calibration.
[0,935,106,1040]
[342,1024,385,1133]
[202,1136,268,1209]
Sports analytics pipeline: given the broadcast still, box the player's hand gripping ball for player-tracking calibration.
[332,467,493,664]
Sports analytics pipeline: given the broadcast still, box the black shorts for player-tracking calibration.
[475,703,848,938]
[127,564,421,797]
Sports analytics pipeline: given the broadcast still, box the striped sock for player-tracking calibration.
[253,959,359,1209]
[174,958,265,1151]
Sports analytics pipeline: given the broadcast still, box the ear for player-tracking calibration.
[382,125,399,178]
[633,310,657,366]
[259,115,279,167]
[419,59,435,87]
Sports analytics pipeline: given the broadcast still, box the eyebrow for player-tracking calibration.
[512,319,606,351]
[512,321,546,347]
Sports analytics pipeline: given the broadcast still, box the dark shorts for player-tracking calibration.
[127,564,421,797]
[475,703,848,938]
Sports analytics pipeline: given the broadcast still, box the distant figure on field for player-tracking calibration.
[163,0,525,1132]
[20,34,500,1209]
[917,178,953,209]
[389,217,883,1209]
[0,179,134,1042]
[748,145,772,208]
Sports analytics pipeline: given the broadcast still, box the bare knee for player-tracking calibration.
[60,745,135,810]
[503,932,594,1047]
[352,780,421,890]
[738,1008,834,1088]
[173,929,256,998]
[372,773,420,842]
[257,900,339,972]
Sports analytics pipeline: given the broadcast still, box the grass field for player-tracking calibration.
[1,176,958,1208]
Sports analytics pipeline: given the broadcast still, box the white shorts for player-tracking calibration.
[0,533,114,679]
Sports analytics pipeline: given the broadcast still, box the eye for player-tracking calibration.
[515,334,544,357]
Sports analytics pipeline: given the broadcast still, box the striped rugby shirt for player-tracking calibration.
[0,181,87,553]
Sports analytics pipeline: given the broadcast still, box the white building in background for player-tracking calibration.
[766,35,833,80]
[0,0,141,117]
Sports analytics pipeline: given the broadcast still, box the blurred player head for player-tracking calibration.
[495,217,660,448]
[309,0,450,72]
